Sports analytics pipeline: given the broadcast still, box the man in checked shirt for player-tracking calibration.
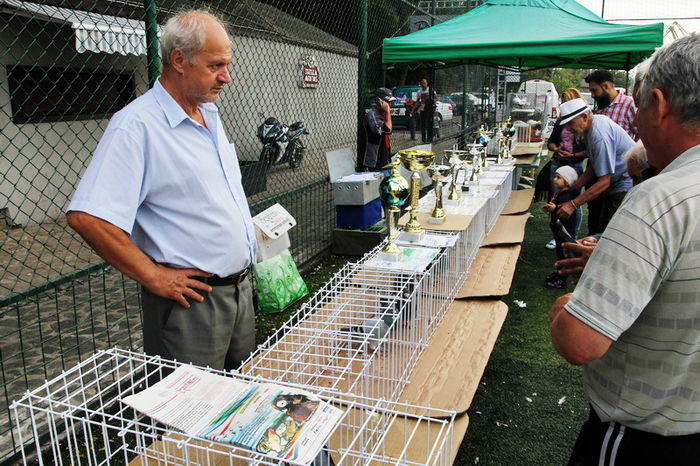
[585,70,638,140]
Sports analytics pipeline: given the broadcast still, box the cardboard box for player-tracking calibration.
[325,147,382,206]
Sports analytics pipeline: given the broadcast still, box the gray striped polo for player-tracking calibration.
[566,144,700,436]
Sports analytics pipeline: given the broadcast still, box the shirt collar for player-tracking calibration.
[152,78,219,129]
[660,144,700,174]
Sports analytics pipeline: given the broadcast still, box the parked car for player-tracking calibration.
[439,95,459,115]
[581,92,595,111]
[366,86,452,127]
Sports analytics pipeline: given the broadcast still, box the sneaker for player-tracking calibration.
[545,239,556,250]
[545,273,567,289]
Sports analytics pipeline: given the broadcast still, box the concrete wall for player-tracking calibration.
[0,15,358,225]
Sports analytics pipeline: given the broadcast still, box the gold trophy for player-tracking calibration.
[469,145,482,183]
[398,150,435,238]
[427,164,450,224]
[444,149,467,201]
[378,161,410,258]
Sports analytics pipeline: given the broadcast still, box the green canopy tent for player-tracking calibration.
[382,0,663,70]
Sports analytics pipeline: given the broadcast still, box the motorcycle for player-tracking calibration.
[256,117,309,169]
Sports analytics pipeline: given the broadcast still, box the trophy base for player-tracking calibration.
[398,230,425,243]
[444,198,460,206]
[377,249,403,262]
[428,216,446,225]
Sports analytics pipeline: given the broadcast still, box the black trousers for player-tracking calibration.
[568,408,700,466]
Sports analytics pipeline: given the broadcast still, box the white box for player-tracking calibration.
[325,147,382,206]
[252,203,295,261]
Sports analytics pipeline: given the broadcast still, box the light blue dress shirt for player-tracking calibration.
[586,115,634,194]
[68,79,257,277]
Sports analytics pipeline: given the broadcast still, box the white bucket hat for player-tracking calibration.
[555,165,579,187]
[559,98,589,125]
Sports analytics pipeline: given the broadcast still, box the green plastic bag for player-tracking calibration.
[254,250,308,313]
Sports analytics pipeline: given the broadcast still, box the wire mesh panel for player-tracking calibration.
[11,348,457,466]
[241,261,432,402]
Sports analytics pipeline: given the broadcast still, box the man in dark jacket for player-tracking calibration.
[363,87,395,171]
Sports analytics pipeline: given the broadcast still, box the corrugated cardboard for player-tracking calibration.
[398,212,474,231]
[482,213,529,246]
[502,188,534,215]
[456,246,521,298]
[397,300,508,415]
[511,141,543,156]
[328,409,469,465]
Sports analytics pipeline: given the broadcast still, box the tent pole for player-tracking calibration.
[428,66,436,142]
[462,65,467,131]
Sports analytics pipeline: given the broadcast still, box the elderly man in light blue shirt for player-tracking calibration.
[67,11,257,371]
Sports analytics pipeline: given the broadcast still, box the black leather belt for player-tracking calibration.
[194,267,250,286]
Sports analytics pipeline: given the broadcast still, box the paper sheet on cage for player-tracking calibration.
[456,246,521,298]
[397,300,508,415]
[502,188,534,215]
[328,410,469,466]
[398,212,474,231]
[481,213,529,246]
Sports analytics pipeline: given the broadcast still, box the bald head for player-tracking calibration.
[160,11,231,66]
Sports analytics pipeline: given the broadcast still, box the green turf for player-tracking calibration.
[455,200,588,465]
[255,186,591,465]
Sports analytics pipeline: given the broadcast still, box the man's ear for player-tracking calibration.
[648,88,669,127]
[170,48,187,74]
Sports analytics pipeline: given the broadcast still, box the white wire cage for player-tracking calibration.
[10,348,457,466]
[240,260,433,402]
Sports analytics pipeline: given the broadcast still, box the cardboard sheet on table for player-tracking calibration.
[481,213,528,246]
[511,142,543,156]
[397,300,508,415]
[398,212,474,231]
[328,410,469,466]
[457,245,521,298]
[502,188,534,215]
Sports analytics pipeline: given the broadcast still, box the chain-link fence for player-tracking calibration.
[0,0,490,461]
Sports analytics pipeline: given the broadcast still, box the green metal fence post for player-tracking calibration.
[357,0,368,163]
[144,0,161,89]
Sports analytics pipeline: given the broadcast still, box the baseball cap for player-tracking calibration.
[375,87,396,103]
[559,98,589,125]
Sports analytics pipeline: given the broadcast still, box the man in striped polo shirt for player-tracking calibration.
[550,34,700,465]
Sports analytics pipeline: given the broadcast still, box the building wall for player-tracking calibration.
[0,17,148,226]
[0,16,358,225]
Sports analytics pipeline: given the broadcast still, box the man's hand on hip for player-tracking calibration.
[146,264,213,309]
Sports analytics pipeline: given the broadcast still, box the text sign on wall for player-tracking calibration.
[299,55,319,88]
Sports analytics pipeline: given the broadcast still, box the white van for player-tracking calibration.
[517,79,559,119]
[516,79,559,138]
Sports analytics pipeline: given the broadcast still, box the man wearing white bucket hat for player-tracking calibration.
[555,98,634,234]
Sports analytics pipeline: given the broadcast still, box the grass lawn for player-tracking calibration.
[255,183,590,465]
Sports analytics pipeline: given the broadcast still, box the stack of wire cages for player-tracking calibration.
[11,348,457,465]
[240,260,431,403]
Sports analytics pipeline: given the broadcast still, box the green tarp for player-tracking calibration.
[382,0,663,70]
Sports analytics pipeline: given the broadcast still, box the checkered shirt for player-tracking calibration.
[597,92,638,139]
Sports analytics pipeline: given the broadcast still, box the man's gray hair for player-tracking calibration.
[160,10,230,66]
[638,34,700,128]
[623,140,649,170]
